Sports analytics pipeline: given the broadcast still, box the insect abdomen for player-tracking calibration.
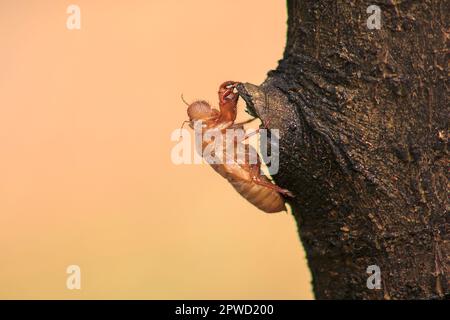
[227,177,286,213]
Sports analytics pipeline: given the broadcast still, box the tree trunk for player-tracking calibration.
[237,0,448,299]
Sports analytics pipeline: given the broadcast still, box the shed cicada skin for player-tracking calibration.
[183,81,293,213]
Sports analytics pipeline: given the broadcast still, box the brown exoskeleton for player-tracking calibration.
[182,81,293,213]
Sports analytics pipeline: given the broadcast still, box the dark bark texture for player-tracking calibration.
[237,0,449,299]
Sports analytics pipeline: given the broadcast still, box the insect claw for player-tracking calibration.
[283,190,295,198]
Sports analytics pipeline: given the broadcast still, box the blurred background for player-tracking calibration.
[0,0,312,299]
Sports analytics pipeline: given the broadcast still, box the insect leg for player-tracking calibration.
[218,81,239,104]
[178,120,192,139]
[231,117,257,128]
[249,163,294,197]
[242,129,260,142]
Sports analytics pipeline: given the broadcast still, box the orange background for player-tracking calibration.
[0,0,312,299]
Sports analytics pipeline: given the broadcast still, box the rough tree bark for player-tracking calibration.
[237,0,448,299]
